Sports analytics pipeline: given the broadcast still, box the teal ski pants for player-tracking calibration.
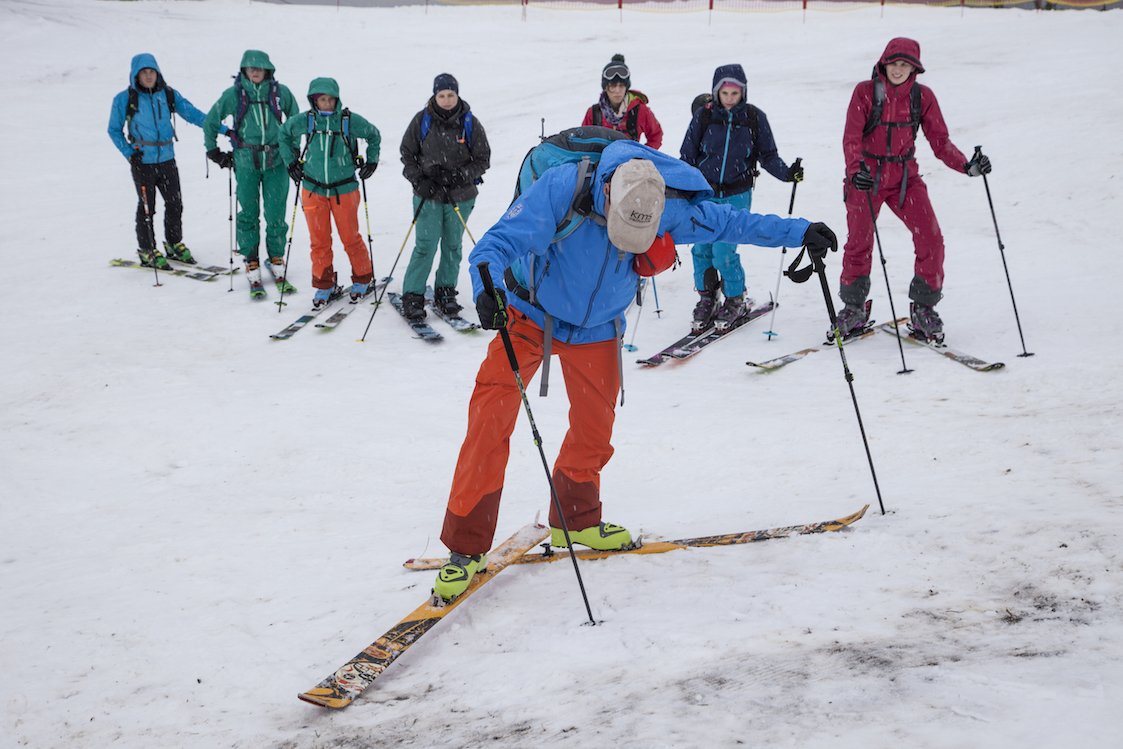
[402,197,475,295]
[235,161,291,261]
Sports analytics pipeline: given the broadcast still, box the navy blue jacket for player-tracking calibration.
[679,101,790,198]
[469,141,809,345]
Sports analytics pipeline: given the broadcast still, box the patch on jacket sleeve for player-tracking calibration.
[504,203,524,221]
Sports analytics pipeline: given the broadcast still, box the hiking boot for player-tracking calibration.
[433,552,488,603]
[312,287,335,310]
[433,286,462,316]
[829,303,869,341]
[713,294,749,331]
[401,292,427,322]
[138,247,170,270]
[691,290,719,333]
[909,302,944,344]
[550,522,634,551]
[163,241,196,264]
[349,282,369,302]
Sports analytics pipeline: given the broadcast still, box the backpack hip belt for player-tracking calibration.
[132,138,175,147]
[861,147,916,209]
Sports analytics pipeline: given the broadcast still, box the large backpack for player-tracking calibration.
[232,75,284,134]
[863,77,922,139]
[511,125,630,242]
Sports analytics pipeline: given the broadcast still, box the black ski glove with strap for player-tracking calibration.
[476,288,508,330]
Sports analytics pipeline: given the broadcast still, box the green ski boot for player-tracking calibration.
[137,247,170,270]
[550,522,633,550]
[163,241,196,264]
[269,257,297,293]
[433,552,488,603]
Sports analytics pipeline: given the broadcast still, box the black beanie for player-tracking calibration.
[601,54,630,90]
[433,73,459,95]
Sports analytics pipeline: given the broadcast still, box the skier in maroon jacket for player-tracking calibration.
[835,37,991,343]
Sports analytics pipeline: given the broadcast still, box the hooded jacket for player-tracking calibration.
[279,77,381,198]
[581,90,664,150]
[203,50,300,171]
[842,38,967,184]
[469,140,809,345]
[400,97,491,204]
[679,64,790,195]
[107,53,208,164]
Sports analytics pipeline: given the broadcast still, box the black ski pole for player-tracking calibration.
[276,181,302,312]
[139,184,161,287]
[814,252,887,516]
[651,276,663,318]
[478,261,598,626]
[864,178,912,374]
[360,172,377,286]
[976,146,1033,358]
[358,198,427,343]
[227,165,235,293]
[764,157,801,340]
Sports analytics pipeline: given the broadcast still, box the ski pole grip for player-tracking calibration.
[794,157,802,168]
[477,262,520,373]
[974,145,982,156]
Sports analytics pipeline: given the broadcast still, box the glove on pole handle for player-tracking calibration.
[975,145,1033,358]
[864,189,912,374]
[276,185,302,312]
[478,262,598,626]
[765,157,801,340]
[359,197,428,343]
[139,184,161,287]
[812,252,887,516]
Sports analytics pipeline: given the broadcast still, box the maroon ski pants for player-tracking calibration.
[840,172,945,298]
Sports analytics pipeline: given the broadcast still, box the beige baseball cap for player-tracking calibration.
[606,159,665,254]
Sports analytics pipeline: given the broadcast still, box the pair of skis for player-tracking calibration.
[387,286,480,343]
[748,315,1005,373]
[110,257,239,282]
[637,301,776,367]
[298,503,868,710]
[269,278,390,341]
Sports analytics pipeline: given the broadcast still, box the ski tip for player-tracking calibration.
[762,330,778,338]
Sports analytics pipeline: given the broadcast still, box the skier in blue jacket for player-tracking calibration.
[680,64,803,333]
[108,53,214,269]
[432,139,836,601]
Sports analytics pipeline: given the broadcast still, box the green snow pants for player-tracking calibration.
[402,196,475,295]
[235,159,292,261]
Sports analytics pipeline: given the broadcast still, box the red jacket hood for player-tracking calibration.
[878,37,925,75]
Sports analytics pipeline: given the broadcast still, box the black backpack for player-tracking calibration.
[126,85,177,144]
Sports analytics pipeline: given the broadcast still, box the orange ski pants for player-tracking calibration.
[441,309,621,555]
[301,188,373,289]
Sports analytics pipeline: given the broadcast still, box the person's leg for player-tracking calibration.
[329,190,373,285]
[235,165,263,261]
[839,184,886,306]
[262,164,292,262]
[441,311,545,556]
[434,199,474,290]
[886,177,944,306]
[301,190,335,289]
[132,162,158,251]
[155,160,184,245]
[549,335,622,532]
[402,198,443,295]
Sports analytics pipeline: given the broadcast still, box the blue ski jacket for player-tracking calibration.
[107,53,209,164]
[469,140,809,345]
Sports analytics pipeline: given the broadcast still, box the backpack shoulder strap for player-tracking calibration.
[340,108,359,165]
[554,157,598,241]
[232,81,250,133]
[420,111,431,142]
[625,106,639,141]
[863,79,885,138]
[909,83,922,136]
[268,79,283,122]
[463,111,473,150]
[591,108,602,127]
[165,87,176,114]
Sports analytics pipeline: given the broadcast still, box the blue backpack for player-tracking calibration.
[420,110,474,148]
[512,126,630,242]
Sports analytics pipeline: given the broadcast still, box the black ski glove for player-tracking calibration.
[787,161,804,184]
[475,288,508,330]
[415,179,440,199]
[358,161,378,180]
[207,148,234,170]
[965,152,992,177]
[129,149,143,168]
[802,222,838,260]
[850,166,874,192]
[287,161,304,184]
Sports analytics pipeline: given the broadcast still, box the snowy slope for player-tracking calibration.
[1,1,1121,746]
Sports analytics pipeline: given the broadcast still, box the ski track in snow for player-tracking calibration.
[1,1,1122,747]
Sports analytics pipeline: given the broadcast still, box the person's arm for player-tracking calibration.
[753,110,791,182]
[107,91,135,160]
[842,82,871,179]
[281,85,300,119]
[462,116,491,183]
[639,104,663,150]
[352,113,381,165]
[581,105,595,127]
[399,112,424,185]
[171,90,209,128]
[279,117,301,167]
[467,166,574,300]
[918,85,968,173]
[202,89,233,151]
[666,198,809,249]
[679,111,703,166]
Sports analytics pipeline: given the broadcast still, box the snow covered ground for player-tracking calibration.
[2,0,1121,746]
